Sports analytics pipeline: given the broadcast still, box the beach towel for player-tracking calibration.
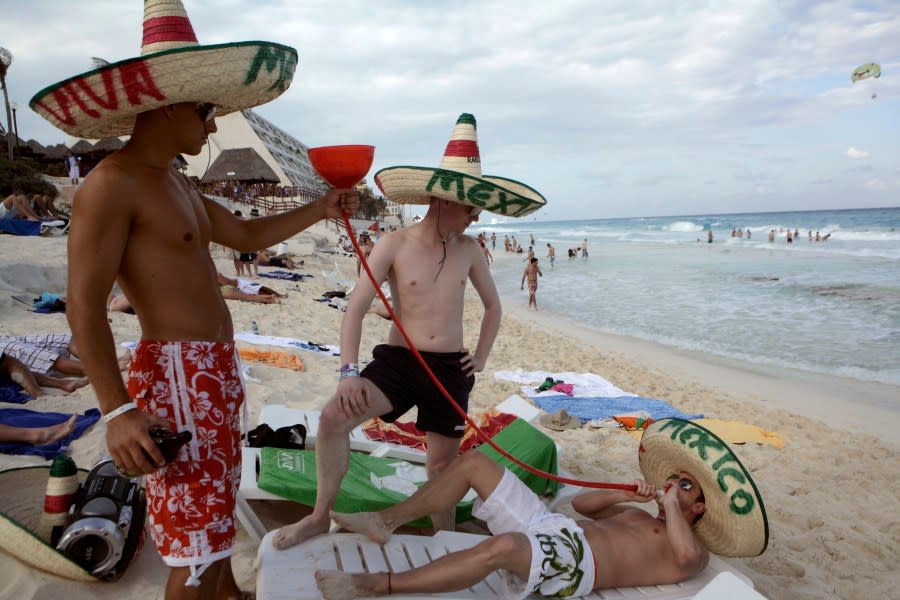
[530,394,703,422]
[623,418,786,449]
[0,219,41,236]
[494,369,635,399]
[238,348,305,371]
[0,381,32,404]
[362,409,518,454]
[0,408,100,458]
[234,332,339,355]
[258,271,313,282]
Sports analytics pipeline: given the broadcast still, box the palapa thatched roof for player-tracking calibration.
[70,140,93,154]
[201,147,280,183]
[91,137,126,152]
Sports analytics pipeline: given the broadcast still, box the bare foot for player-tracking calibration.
[330,511,394,544]
[27,414,77,445]
[37,373,91,394]
[61,377,90,393]
[315,571,369,600]
[271,515,330,550]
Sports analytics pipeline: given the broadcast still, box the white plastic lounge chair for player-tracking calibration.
[255,529,763,600]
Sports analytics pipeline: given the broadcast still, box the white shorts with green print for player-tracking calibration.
[473,470,596,599]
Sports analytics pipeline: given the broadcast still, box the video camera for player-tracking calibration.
[55,458,146,581]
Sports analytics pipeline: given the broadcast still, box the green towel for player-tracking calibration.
[257,417,558,527]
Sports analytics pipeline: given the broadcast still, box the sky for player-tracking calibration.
[1,0,898,220]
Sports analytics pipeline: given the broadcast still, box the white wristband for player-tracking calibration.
[102,402,137,424]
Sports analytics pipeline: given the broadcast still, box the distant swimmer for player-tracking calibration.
[521,257,543,310]
[707,230,713,244]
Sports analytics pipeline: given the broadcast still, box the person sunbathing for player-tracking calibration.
[216,272,285,303]
[0,414,77,445]
[0,333,122,377]
[1,193,44,222]
[316,451,709,599]
[317,419,768,599]
[1,352,89,397]
[258,248,302,270]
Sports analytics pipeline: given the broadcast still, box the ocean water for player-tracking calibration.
[471,207,900,387]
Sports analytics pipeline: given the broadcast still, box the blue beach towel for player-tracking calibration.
[0,219,41,236]
[531,395,702,422]
[0,408,101,458]
[0,380,34,404]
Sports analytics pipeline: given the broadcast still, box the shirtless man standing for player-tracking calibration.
[316,418,769,599]
[521,257,543,310]
[31,3,358,598]
[273,113,547,550]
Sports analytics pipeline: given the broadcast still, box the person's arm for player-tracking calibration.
[66,174,169,475]
[571,479,656,519]
[521,268,527,289]
[538,267,543,277]
[659,486,709,571]
[462,241,501,374]
[332,235,397,417]
[204,187,359,251]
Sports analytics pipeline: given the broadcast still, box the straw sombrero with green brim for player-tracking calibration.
[374,113,547,218]
[29,0,297,139]
[0,465,97,581]
[639,418,769,557]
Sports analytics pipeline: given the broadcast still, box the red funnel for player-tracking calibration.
[307,145,375,189]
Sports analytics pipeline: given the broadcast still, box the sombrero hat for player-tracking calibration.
[0,465,96,581]
[539,409,582,431]
[638,418,769,557]
[29,0,297,139]
[374,113,547,218]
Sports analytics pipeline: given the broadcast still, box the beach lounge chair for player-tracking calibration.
[236,401,558,541]
[255,529,764,600]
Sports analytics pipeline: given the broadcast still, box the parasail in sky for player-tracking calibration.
[851,63,881,99]
[851,63,881,82]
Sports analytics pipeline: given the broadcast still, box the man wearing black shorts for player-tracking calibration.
[273,113,546,551]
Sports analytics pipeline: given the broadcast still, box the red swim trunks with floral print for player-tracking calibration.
[127,340,244,576]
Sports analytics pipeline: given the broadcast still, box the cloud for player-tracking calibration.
[864,178,888,191]
[3,1,900,218]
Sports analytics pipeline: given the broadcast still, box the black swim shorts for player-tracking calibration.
[239,252,258,262]
[362,344,475,438]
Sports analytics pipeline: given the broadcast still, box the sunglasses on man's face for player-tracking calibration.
[666,474,695,492]
[196,103,217,123]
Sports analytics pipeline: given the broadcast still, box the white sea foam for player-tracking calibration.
[486,207,900,387]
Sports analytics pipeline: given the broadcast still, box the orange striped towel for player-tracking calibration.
[238,348,305,371]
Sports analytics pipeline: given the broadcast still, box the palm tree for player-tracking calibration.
[0,47,13,161]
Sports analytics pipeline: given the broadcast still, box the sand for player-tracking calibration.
[0,225,897,600]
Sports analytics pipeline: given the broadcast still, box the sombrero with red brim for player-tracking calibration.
[29,0,297,139]
[374,113,547,218]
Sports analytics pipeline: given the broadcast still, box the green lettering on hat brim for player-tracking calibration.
[656,419,767,522]
[376,166,545,218]
[30,41,297,139]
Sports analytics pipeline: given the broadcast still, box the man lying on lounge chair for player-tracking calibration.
[316,419,767,599]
